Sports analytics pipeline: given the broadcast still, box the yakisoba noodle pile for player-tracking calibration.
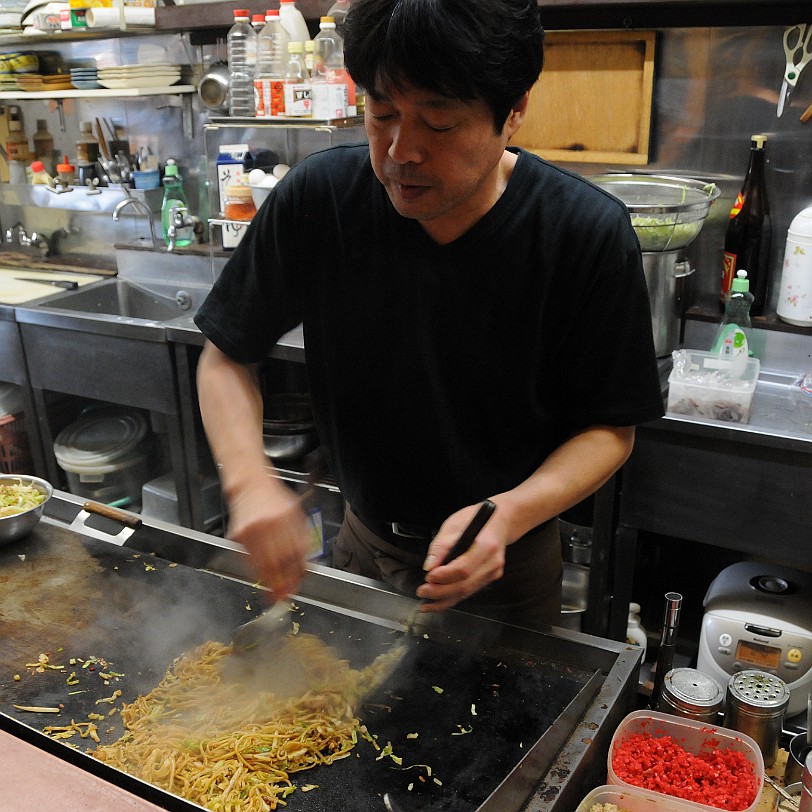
[94,634,389,811]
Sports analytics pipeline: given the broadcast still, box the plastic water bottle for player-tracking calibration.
[326,0,351,39]
[255,9,291,118]
[284,40,311,118]
[311,16,348,120]
[161,159,193,247]
[279,0,310,44]
[227,8,257,117]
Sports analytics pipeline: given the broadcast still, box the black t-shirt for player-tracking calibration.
[195,145,664,528]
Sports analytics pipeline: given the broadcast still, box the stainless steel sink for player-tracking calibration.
[38,277,206,322]
[16,277,212,340]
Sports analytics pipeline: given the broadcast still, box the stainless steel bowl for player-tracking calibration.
[262,394,319,464]
[0,474,52,546]
[198,60,229,115]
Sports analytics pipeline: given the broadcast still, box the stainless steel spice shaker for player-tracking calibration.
[660,667,724,723]
[723,670,790,767]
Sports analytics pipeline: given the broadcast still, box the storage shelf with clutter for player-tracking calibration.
[0,180,162,211]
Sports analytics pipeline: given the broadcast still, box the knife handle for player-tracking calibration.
[445,499,496,562]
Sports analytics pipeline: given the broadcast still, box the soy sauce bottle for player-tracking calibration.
[720,134,772,316]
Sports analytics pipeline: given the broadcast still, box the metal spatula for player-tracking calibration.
[231,598,295,655]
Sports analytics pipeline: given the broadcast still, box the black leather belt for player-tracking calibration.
[354,511,437,551]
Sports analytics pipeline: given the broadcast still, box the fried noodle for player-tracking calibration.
[94,635,380,811]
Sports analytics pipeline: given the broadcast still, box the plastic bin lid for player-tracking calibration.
[0,382,24,419]
[54,408,148,471]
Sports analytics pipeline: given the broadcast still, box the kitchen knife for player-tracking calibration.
[15,276,78,290]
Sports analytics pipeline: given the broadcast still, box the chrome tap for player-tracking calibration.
[112,197,159,250]
[165,205,202,252]
[4,221,50,256]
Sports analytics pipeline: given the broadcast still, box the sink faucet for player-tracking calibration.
[112,197,159,250]
[165,205,203,252]
[5,221,51,257]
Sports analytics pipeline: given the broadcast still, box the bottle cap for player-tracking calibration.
[732,269,750,292]
[751,134,767,149]
[164,158,179,177]
[30,160,45,173]
[233,8,249,16]
[36,118,46,130]
[320,16,336,24]
[288,41,303,52]
[57,155,75,173]
[266,9,279,18]
[252,13,265,23]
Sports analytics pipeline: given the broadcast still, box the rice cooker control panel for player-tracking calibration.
[697,561,812,718]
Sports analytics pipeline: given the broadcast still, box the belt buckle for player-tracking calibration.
[391,522,427,539]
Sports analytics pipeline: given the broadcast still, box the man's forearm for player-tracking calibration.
[495,425,635,543]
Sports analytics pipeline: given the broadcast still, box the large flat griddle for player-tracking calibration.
[0,492,641,811]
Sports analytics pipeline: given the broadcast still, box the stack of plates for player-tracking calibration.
[16,72,73,91]
[97,63,181,90]
[70,66,100,90]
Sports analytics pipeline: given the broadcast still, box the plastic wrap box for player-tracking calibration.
[666,349,760,424]
[607,710,764,812]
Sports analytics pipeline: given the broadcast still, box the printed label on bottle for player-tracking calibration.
[729,192,744,219]
[312,81,348,120]
[283,83,311,117]
[6,140,27,161]
[721,251,737,301]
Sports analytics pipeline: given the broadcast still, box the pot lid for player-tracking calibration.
[54,407,148,467]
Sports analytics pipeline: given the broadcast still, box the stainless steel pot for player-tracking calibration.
[642,250,695,357]
[198,61,229,115]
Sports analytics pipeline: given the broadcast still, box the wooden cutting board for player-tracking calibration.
[512,30,656,165]
[0,268,104,305]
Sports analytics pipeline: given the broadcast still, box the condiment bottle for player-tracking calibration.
[254,9,290,118]
[712,269,755,365]
[161,158,193,247]
[75,120,99,165]
[223,183,256,221]
[720,134,772,315]
[56,155,75,186]
[29,159,53,186]
[32,119,55,176]
[283,41,311,118]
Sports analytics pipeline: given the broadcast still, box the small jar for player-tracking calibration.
[56,155,75,185]
[223,183,256,221]
[659,667,723,723]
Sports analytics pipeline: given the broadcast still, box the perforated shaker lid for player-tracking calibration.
[727,670,790,716]
[663,667,724,712]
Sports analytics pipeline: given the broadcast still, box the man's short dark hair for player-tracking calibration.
[344,0,544,134]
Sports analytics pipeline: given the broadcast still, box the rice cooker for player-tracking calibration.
[697,561,812,718]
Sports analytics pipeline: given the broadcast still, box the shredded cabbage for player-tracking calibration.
[0,481,46,517]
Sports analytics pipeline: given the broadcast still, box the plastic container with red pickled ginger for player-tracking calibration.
[607,710,764,812]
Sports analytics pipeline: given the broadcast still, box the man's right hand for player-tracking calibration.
[225,474,311,601]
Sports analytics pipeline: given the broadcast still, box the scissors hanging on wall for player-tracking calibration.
[778,23,812,117]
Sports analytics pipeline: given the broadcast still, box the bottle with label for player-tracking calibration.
[279,0,310,44]
[284,41,312,118]
[32,119,55,176]
[161,159,193,248]
[720,134,772,316]
[6,119,29,182]
[227,9,257,117]
[75,120,99,165]
[713,269,755,369]
[311,15,349,120]
[255,9,290,118]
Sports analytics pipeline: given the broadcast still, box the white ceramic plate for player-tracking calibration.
[98,75,181,89]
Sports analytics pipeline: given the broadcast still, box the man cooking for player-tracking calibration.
[194,0,664,631]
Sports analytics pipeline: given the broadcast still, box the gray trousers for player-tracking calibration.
[332,507,563,631]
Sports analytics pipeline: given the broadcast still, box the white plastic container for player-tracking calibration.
[53,407,153,505]
[607,710,764,812]
[777,206,812,327]
[667,349,760,424]
[278,0,310,44]
[576,785,706,812]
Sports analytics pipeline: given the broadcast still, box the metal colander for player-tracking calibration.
[591,173,721,252]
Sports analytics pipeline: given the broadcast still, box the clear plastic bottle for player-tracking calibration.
[227,8,257,117]
[279,0,310,44]
[284,41,312,118]
[713,269,756,365]
[311,16,349,120]
[326,0,351,39]
[161,159,193,247]
[255,8,290,118]
[32,119,55,176]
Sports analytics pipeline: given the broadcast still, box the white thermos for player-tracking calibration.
[777,206,812,327]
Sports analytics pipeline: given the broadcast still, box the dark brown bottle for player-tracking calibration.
[720,134,772,316]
